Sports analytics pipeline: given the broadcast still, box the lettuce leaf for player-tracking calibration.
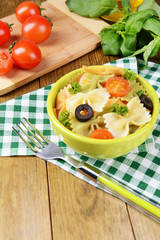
[65,0,118,18]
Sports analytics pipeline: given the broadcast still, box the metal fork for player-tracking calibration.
[12,117,105,184]
[12,117,86,169]
[12,118,160,223]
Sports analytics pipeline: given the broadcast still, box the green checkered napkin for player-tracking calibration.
[0,57,160,206]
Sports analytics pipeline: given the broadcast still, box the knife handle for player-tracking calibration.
[97,173,160,222]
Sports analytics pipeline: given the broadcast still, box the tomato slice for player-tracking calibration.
[89,129,114,139]
[105,76,130,97]
[0,50,13,75]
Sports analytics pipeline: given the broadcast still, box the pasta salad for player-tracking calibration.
[54,66,153,140]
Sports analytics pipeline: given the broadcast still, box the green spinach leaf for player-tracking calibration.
[143,18,160,36]
[143,37,160,68]
[131,37,160,69]
[99,29,122,55]
[147,36,160,58]
[121,0,132,14]
[120,33,137,56]
[138,0,160,18]
[125,9,158,34]
[138,0,155,10]
[65,0,119,18]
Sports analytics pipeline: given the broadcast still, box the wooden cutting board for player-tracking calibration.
[0,0,108,96]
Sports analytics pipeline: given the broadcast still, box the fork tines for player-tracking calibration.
[12,117,50,153]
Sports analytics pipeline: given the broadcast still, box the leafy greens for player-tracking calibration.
[65,0,120,18]
[109,102,128,116]
[68,81,81,94]
[59,111,71,127]
[65,0,160,68]
[99,8,160,68]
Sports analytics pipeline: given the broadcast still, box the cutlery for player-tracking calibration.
[13,117,160,223]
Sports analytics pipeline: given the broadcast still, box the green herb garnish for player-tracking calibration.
[137,90,144,97]
[109,102,128,116]
[59,111,71,127]
[124,69,136,81]
[68,81,81,94]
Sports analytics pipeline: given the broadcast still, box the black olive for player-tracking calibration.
[139,94,153,113]
[75,104,93,122]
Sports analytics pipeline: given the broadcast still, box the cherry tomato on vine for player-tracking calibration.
[105,76,131,97]
[0,50,13,75]
[16,1,41,23]
[22,15,52,43]
[89,129,114,139]
[0,20,12,46]
[11,40,42,69]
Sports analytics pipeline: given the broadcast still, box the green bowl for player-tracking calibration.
[47,66,159,159]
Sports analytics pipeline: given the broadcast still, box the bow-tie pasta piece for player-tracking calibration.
[103,113,129,138]
[70,115,104,137]
[83,66,125,76]
[119,80,147,101]
[103,97,152,138]
[66,88,110,114]
[79,72,114,93]
[56,84,72,116]
[127,97,151,125]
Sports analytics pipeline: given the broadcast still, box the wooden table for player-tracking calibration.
[0,1,160,239]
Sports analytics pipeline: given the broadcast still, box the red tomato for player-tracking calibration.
[0,50,13,75]
[105,76,130,97]
[89,129,114,139]
[0,21,11,46]
[22,15,52,43]
[12,40,41,69]
[16,1,40,23]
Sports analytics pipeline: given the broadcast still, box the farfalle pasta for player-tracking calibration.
[79,72,114,92]
[103,97,151,138]
[55,84,71,115]
[55,66,153,139]
[65,88,110,114]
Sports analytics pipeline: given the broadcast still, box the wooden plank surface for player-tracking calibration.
[0,156,52,240]
[48,163,135,240]
[0,0,107,96]
[0,1,160,240]
[127,205,160,240]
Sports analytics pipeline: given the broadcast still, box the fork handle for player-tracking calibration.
[77,163,101,182]
[77,162,160,223]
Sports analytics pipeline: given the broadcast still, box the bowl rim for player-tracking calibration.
[47,66,160,145]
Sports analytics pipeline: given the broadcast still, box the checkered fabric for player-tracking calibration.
[0,57,160,206]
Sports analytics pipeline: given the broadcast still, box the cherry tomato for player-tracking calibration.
[12,40,41,69]
[89,129,114,139]
[0,50,13,75]
[105,76,130,97]
[0,21,11,46]
[22,15,52,43]
[16,1,40,23]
